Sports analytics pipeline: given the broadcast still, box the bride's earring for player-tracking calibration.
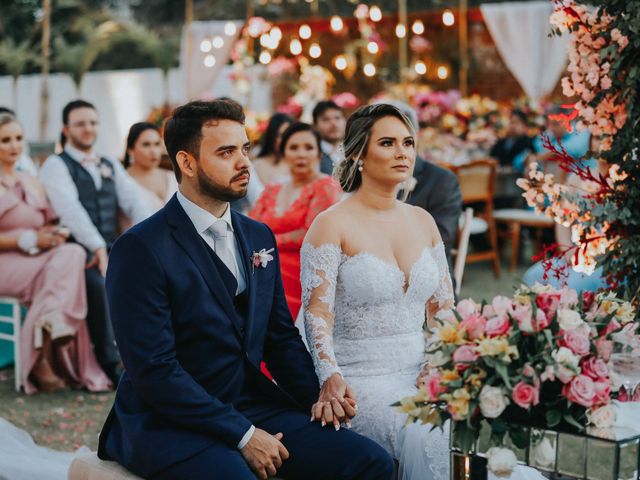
[357,159,364,172]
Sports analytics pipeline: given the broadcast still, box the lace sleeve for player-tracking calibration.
[300,242,343,386]
[427,242,455,321]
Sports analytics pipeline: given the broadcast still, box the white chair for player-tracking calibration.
[0,296,21,392]
[452,208,474,296]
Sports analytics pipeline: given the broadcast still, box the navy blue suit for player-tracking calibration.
[98,195,393,479]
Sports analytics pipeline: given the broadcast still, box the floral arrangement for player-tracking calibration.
[396,284,638,476]
[146,104,176,133]
[516,0,639,299]
[244,110,270,144]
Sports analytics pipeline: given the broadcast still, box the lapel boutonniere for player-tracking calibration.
[251,248,274,273]
[99,163,114,180]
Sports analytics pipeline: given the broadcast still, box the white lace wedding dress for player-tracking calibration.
[300,241,546,480]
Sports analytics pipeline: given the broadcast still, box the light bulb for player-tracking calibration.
[204,55,216,68]
[437,65,449,79]
[270,27,282,42]
[259,51,272,64]
[369,6,382,22]
[363,63,376,77]
[330,15,343,31]
[199,39,212,53]
[309,43,322,58]
[367,41,379,54]
[290,38,302,55]
[334,55,347,70]
[212,36,224,49]
[412,20,425,35]
[224,22,237,36]
[443,10,455,26]
[414,61,427,75]
[299,24,312,39]
[395,24,406,38]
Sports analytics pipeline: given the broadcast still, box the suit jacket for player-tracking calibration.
[406,157,462,268]
[98,195,319,477]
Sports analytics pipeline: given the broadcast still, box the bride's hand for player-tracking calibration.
[311,373,357,429]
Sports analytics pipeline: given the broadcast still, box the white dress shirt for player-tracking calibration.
[176,190,253,448]
[321,139,342,166]
[39,145,151,251]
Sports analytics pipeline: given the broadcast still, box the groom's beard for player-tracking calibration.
[197,165,249,203]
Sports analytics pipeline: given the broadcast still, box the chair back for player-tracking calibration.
[450,159,497,205]
[453,208,474,296]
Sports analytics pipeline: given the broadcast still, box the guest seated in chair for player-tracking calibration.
[490,109,534,169]
[0,113,111,394]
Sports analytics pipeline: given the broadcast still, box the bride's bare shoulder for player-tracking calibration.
[402,203,441,245]
[304,202,350,246]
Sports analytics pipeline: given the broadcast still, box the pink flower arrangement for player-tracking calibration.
[331,92,361,109]
[397,284,638,476]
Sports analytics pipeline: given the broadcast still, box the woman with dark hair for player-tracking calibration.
[249,122,341,319]
[252,113,293,185]
[123,122,177,218]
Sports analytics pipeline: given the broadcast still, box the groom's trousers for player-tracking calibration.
[151,408,395,480]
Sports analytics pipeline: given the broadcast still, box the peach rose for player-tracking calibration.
[563,374,596,408]
[460,314,487,341]
[559,330,591,357]
[453,345,479,371]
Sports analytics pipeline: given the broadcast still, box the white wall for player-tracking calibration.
[0,65,272,159]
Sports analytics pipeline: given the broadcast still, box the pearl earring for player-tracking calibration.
[357,160,364,172]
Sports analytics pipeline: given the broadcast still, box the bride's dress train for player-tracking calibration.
[300,242,545,480]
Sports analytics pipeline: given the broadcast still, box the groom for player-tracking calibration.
[97,99,394,479]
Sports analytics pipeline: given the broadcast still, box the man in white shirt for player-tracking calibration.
[312,100,346,175]
[40,100,150,384]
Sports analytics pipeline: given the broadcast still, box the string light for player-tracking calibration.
[199,39,212,53]
[212,36,224,49]
[309,43,322,58]
[354,4,369,19]
[259,51,272,64]
[259,33,271,48]
[437,65,449,79]
[412,20,425,35]
[363,63,376,77]
[442,10,455,26]
[414,61,427,75]
[204,55,216,67]
[299,24,312,39]
[367,41,379,54]
[289,38,302,55]
[369,6,382,22]
[395,24,407,38]
[224,22,237,36]
[334,55,347,70]
[270,27,282,42]
[330,15,343,31]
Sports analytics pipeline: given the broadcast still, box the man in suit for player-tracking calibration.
[312,100,346,175]
[97,100,394,480]
[386,100,462,271]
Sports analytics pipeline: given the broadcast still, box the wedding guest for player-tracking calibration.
[123,122,177,215]
[0,107,38,176]
[0,113,111,394]
[39,100,151,385]
[252,113,293,185]
[249,122,341,319]
[490,109,534,168]
[312,100,346,175]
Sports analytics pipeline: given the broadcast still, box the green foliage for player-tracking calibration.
[0,38,40,80]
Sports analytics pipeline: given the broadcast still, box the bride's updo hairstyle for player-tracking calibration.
[334,103,416,194]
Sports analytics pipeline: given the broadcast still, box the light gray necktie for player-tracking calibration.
[208,220,238,281]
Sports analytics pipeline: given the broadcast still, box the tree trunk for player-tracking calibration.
[12,77,18,112]
[163,70,170,106]
[39,0,51,141]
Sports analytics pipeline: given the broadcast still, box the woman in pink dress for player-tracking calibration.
[0,113,111,394]
[249,122,342,319]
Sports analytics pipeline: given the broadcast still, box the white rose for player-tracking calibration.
[426,350,450,367]
[530,438,555,467]
[552,347,580,368]
[479,386,509,419]
[588,404,617,428]
[557,309,584,331]
[487,447,517,477]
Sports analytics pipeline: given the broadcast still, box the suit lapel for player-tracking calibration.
[231,212,257,348]
[164,196,243,340]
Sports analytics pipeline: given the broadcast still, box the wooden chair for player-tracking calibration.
[452,208,474,296]
[449,159,501,277]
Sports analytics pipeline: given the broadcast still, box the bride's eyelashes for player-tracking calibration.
[377,138,415,148]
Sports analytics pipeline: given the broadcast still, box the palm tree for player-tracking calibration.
[0,39,39,111]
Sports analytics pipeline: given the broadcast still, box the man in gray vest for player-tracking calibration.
[40,100,150,385]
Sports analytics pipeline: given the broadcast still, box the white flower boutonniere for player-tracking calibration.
[99,163,114,180]
[251,248,274,272]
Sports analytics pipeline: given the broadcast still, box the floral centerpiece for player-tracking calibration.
[396,284,638,476]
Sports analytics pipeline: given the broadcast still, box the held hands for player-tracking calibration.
[36,225,68,251]
[240,428,289,480]
[310,373,357,430]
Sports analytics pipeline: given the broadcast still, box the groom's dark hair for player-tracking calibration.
[164,99,245,182]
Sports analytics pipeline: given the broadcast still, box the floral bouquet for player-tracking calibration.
[395,283,638,476]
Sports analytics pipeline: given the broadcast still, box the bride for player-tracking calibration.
[300,104,543,480]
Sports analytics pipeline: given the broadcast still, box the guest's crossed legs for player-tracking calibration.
[85,267,120,374]
[152,409,395,480]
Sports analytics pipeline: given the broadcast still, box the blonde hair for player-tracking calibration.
[333,103,416,200]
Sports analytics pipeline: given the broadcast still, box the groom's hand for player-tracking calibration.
[240,429,289,480]
[311,373,357,430]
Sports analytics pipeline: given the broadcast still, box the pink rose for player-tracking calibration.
[485,315,511,338]
[456,299,477,318]
[603,318,622,336]
[536,293,561,319]
[420,370,446,401]
[595,338,613,362]
[563,375,596,408]
[581,356,609,380]
[535,309,550,330]
[593,380,611,406]
[512,304,547,333]
[559,330,591,357]
[460,314,487,340]
[512,381,540,409]
[453,344,479,371]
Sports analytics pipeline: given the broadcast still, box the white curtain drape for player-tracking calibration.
[180,20,243,100]
[480,1,569,100]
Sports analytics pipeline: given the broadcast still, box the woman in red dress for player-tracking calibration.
[250,122,342,319]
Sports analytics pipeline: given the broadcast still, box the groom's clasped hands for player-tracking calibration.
[311,373,358,430]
